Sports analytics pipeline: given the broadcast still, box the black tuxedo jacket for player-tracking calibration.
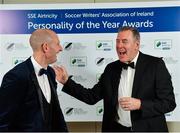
[0,58,67,132]
[62,52,176,132]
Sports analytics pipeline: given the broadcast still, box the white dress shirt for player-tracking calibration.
[117,52,139,127]
[31,56,51,103]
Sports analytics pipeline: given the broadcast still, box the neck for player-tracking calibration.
[130,51,139,62]
[33,53,48,68]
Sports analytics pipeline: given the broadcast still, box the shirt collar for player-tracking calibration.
[31,56,47,75]
[131,51,139,67]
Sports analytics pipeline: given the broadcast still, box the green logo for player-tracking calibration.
[96,106,103,116]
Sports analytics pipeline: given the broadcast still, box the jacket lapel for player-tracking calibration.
[26,58,45,121]
[46,67,59,105]
[132,52,146,98]
[111,61,122,109]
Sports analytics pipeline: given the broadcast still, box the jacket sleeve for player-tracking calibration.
[62,76,104,105]
[140,59,176,118]
[0,71,26,131]
[61,64,113,105]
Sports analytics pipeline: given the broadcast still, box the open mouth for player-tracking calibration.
[119,51,126,55]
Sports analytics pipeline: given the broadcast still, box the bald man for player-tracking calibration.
[0,29,68,132]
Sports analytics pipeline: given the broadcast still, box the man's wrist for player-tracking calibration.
[62,75,73,85]
[138,99,141,110]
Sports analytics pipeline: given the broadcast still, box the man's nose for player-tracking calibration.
[116,42,123,48]
[58,44,63,52]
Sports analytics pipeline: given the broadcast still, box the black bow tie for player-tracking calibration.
[38,68,48,76]
[122,62,135,69]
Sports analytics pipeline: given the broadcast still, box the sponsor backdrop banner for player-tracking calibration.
[0,1,179,121]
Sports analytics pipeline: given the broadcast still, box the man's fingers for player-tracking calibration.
[53,65,66,74]
[119,97,133,111]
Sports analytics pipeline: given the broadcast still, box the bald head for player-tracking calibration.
[29,29,58,51]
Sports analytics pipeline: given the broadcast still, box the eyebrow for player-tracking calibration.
[116,38,128,42]
[122,39,128,42]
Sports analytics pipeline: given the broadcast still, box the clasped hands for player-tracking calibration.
[119,97,141,111]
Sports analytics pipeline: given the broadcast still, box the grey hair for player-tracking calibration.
[118,26,140,41]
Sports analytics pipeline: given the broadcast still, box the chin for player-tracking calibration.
[52,60,57,64]
[119,57,126,62]
[49,59,57,64]
[119,59,129,63]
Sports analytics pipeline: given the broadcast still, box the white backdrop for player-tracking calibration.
[0,1,179,121]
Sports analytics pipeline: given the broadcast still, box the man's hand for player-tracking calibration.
[53,65,68,84]
[119,97,141,111]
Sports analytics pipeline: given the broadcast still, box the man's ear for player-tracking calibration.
[137,40,140,46]
[42,43,48,53]
[136,40,140,49]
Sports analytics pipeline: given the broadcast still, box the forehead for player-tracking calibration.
[51,33,59,42]
[117,30,133,39]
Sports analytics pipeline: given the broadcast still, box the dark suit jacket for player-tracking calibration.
[62,52,176,132]
[0,58,68,132]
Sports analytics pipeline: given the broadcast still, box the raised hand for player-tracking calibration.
[53,65,69,84]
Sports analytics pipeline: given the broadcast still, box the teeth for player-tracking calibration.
[120,52,125,55]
